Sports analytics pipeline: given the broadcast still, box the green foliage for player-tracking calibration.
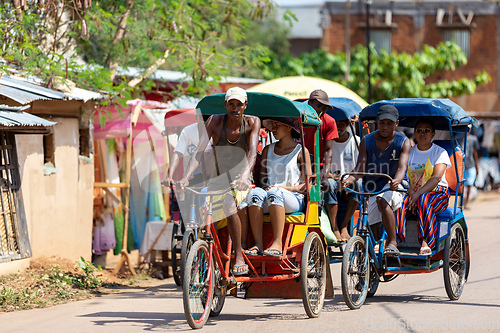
[0,0,276,102]
[0,258,103,311]
[260,41,491,100]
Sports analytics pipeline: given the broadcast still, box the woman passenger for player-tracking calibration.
[244,117,311,256]
[396,118,451,255]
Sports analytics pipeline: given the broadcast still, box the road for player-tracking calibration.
[2,193,500,333]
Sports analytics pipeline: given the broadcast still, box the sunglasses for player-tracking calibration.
[415,128,433,134]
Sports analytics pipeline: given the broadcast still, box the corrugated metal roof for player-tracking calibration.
[0,75,102,104]
[0,105,58,127]
[118,67,265,84]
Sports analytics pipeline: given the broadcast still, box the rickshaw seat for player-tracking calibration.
[436,207,462,221]
[262,212,305,224]
[433,140,464,195]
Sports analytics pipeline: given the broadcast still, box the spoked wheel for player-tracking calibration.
[341,235,369,310]
[300,231,327,318]
[171,224,182,286]
[444,223,467,300]
[180,229,196,287]
[183,240,214,329]
[210,264,226,317]
[367,262,379,298]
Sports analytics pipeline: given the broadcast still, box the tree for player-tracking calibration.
[259,41,491,100]
[0,0,275,102]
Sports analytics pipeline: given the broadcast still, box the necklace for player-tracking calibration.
[226,136,240,145]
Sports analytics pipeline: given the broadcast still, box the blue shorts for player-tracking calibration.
[464,167,477,187]
[324,178,361,205]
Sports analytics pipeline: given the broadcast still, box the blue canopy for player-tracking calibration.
[326,97,362,121]
[361,98,473,130]
[196,92,321,127]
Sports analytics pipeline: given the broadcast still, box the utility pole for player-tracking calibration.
[366,0,372,103]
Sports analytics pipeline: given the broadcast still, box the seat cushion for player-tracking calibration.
[436,207,462,221]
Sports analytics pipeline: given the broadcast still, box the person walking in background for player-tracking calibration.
[461,131,480,209]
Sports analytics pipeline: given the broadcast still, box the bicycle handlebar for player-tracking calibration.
[173,183,255,197]
[340,172,393,183]
[340,172,407,196]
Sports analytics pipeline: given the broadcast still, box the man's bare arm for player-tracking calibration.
[392,138,411,188]
[180,116,216,187]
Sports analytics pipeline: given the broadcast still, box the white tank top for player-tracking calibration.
[266,143,302,187]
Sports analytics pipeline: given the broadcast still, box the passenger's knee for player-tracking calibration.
[222,194,237,216]
[266,186,284,206]
[376,197,389,210]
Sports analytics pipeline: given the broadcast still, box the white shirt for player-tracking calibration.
[408,143,451,189]
[266,143,302,187]
[330,133,360,176]
[174,123,203,173]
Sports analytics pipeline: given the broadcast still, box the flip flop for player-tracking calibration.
[244,246,262,256]
[419,246,432,255]
[264,248,282,257]
[232,264,249,276]
[383,244,400,257]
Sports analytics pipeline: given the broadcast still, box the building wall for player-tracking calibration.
[0,117,94,275]
[324,5,499,113]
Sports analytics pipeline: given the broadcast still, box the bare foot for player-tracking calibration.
[333,230,343,242]
[339,228,351,242]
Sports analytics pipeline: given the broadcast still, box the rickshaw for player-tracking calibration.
[340,98,471,310]
[180,92,334,329]
[163,108,202,286]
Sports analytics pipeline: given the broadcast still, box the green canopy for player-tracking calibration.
[196,92,322,127]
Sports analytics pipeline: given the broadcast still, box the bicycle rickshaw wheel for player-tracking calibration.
[210,264,226,317]
[443,223,467,300]
[341,235,369,309]
[300,231,327,318]
[183,240,214,329]
[171,223,182,286]
[180,229,196,287]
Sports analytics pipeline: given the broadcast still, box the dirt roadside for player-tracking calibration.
[0,254,171,313]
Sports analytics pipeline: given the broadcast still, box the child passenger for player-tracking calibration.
[244,117,312,256]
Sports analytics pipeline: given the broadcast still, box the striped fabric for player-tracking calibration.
[396,185,450,248]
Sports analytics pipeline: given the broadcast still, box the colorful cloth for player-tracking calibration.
[396,185,450,248]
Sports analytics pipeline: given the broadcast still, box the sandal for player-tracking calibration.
[383,244,400,257]
[232,264,249,276]
[263,248,282,257]
[244,246,262,256]
[419,246,432,255]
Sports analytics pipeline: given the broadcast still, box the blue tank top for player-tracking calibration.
[364,131,406,192]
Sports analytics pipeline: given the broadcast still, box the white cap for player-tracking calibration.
[225,86,247,103]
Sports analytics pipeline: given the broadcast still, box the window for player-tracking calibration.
[0,131,30,262]
[443,29,470,58]
[79,128,90,157]
[43,131,55,165]
[370,30,392,53]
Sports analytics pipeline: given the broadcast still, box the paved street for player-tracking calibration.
[2,193,500,333]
